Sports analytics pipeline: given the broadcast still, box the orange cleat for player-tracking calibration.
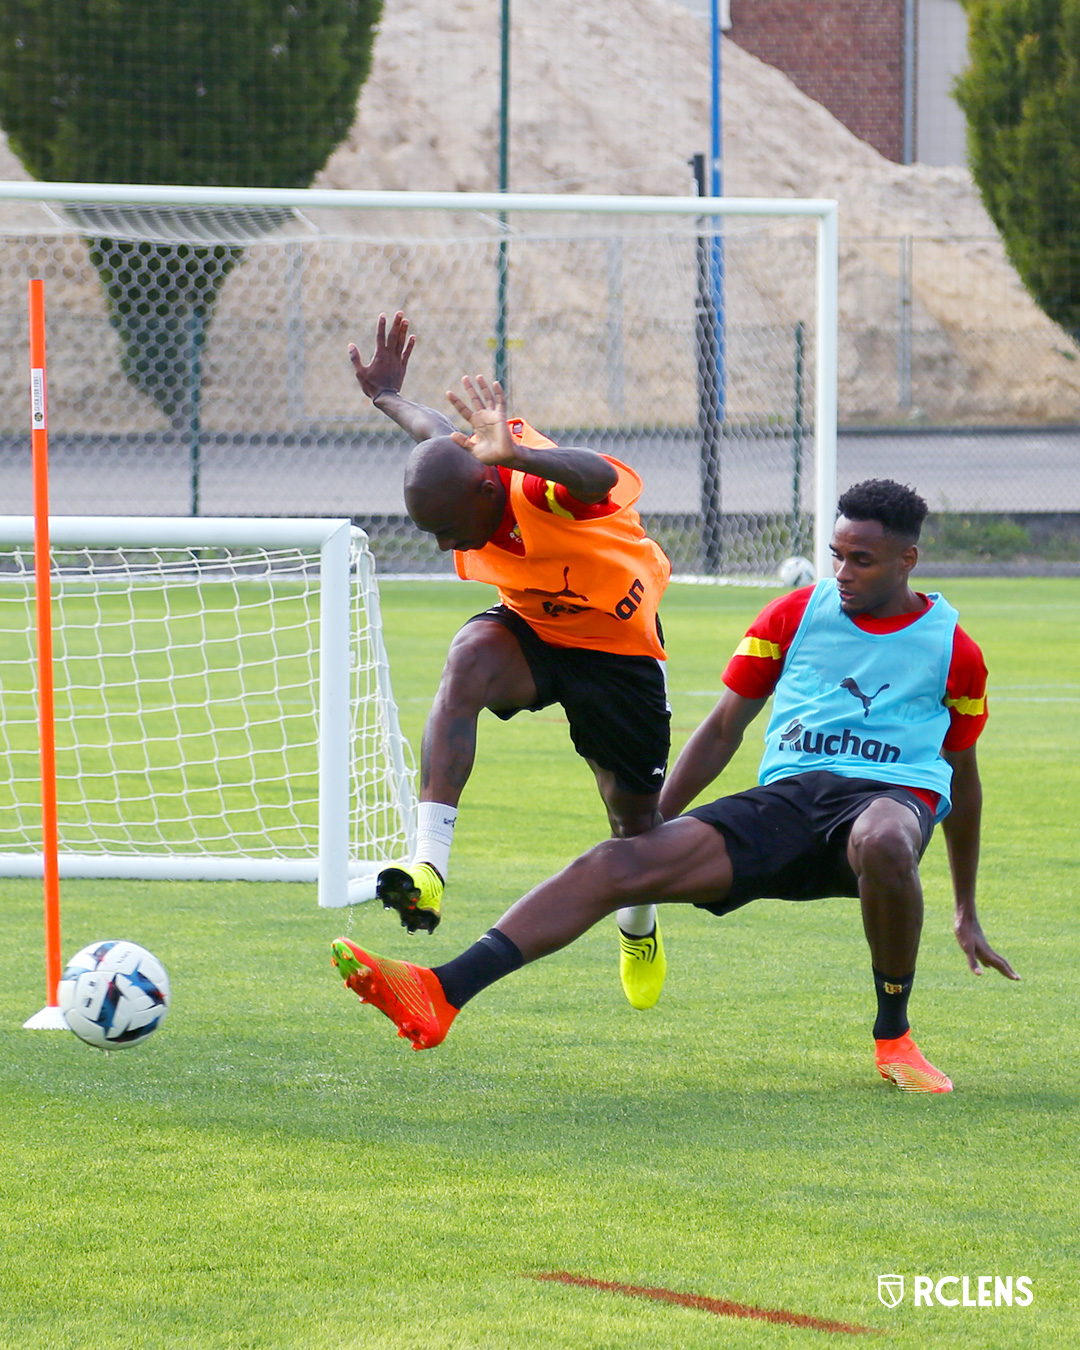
[330,937,457,1050]
[875,1031,953,1093]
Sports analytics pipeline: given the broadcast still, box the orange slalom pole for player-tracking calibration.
[29,278,63,1008]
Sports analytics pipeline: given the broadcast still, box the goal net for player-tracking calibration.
[0,184,838,580]
[0,516,416,907]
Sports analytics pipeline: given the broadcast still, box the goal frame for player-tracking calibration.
[0,181,839,578]
[0,514,415,908]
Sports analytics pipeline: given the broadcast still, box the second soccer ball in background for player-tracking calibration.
[778,556,816,589]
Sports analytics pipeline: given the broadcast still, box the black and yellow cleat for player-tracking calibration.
[376,863,444,934]
[618,920,667,1010]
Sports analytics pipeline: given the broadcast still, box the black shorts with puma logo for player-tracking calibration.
[468,604,671,797]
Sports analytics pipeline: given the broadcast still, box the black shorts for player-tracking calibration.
[685,770,935,914]
[466,605,670,796]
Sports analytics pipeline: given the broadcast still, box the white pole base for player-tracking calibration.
[24,1006,68,1030]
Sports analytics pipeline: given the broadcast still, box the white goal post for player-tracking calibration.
[0,181,838,579]
[0,515,416,907]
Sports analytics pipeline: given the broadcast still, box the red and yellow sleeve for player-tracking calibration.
[721,588,813,698]
[518,458,620,521]
[942,625,989,751]
[481,417,619,521]
[721,591,988,749]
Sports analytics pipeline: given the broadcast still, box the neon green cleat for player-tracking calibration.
[618,920,667,1010]
[375,863,444,934]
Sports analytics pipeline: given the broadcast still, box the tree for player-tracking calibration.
[0,0,382,427]
[955,0,1080,340]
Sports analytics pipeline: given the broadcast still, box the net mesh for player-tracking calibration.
[0,196,822,580]
[0,529,415,876]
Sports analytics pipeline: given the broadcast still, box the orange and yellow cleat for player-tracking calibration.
[330,937,457,1050]
[875,1031,953,1093]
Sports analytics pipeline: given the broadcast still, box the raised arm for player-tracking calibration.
[658,688,769,820]
[941,744,1019,980]
[447,374,618,504]
[348,311,456,442]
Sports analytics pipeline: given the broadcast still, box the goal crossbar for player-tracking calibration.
[0,182,839,578]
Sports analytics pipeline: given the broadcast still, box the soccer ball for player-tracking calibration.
[778,555,816,588]
[58,940,170,1051]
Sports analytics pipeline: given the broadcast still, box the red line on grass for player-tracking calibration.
[528,1271,885,1336]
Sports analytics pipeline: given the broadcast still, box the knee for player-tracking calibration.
[439,634,499,709]
[598,776,662,839]
[568,837,648,901]
[853,819,919,880]
[607,807,662,839]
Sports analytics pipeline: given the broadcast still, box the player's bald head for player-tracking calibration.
[404,437,487,515]
[403,436,504,551]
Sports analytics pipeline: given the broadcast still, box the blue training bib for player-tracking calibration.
[758,578,958,819]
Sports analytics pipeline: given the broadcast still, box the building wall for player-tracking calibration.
[916,0,968,166]
[726,0,910,162]
[725,0,970,166]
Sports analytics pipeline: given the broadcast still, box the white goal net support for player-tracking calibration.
[0,183,838,580]
[0,516,416,907]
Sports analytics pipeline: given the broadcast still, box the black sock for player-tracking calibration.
[433,928,524,1010]
[872,967,915,1040]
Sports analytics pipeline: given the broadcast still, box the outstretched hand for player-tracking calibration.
[955,912,1020,980]
[348,311,415,400]
[446,375,518,465]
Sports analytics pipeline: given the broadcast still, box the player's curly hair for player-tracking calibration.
[837,479,928,541]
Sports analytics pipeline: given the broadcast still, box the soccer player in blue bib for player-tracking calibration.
[333,479,1019,1093]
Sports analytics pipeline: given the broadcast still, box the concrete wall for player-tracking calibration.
[916,0,968,166]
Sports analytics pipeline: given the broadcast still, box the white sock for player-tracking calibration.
[617,904,657,937]
[413,801,458,880]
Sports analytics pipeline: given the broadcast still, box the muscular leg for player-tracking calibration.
[495,816,733,961]
[590,767,663,840]
[419,620,538,805]
[588,761,663,936]
[846,796,925,978]
[846,796,953,1090]
[334,817,733,1050]
[381,621,539,926]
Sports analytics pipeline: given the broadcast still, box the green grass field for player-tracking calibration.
[2,577,1077,1349]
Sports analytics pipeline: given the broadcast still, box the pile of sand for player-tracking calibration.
[314,0,1079,423]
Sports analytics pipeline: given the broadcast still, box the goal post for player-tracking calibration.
[0,182,838,581]
[0,515,417,907]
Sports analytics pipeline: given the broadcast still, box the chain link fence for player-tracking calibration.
[842,235,1080,428]
[0,196,826,579]
[0,197,1076,571]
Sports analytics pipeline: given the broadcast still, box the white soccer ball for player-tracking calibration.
[778,555,816,588]
[58,940,170,1051]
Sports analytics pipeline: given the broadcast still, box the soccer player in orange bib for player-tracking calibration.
[347,312,672,1010]
[333,478,1020,1092]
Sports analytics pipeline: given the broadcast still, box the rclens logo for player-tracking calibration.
[878,1274,1033,1307]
